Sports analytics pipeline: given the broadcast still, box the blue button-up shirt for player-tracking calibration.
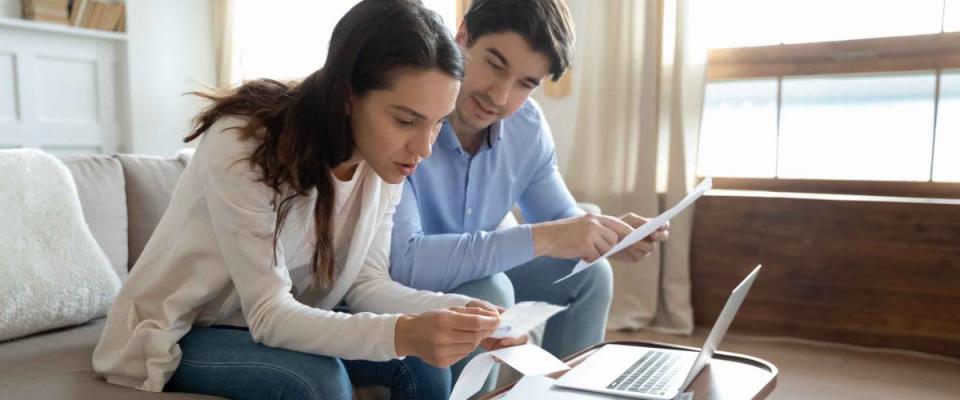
[390,99,582,291]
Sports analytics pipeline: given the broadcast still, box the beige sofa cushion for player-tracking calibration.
[62,155,128,279]
[0,319,217,399]
[115,154,188,270]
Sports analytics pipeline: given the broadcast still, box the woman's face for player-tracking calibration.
[348,68,460,184]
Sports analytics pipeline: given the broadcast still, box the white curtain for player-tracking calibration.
[565,0,707,334]
[212,0,235,88]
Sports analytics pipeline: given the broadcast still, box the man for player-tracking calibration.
[390,0,669,386]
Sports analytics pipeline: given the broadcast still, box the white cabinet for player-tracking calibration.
[0,17,128,155]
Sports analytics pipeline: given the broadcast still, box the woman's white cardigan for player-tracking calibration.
[92,117,471,392]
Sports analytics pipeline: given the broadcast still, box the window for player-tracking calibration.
[933,70,960,182]
[697,0,960,190]
[231,0,458,84]
[697,79,778,178]
[777,73,936,181]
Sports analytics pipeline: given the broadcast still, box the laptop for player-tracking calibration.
[555,265,762,399]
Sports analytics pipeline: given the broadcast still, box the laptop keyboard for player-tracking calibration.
[607,350,681,395]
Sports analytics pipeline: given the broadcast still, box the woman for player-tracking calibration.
[92,1,523,399]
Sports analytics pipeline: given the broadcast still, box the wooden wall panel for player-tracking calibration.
[690,191,960,358]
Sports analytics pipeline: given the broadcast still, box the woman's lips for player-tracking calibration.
[395,162,417,176]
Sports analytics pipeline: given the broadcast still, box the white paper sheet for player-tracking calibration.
[491,301,568,339]
[555,177,713,284]
[450,344,569,400]
[502,376,695,399]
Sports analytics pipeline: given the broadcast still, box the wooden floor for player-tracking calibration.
[605,328,960,400]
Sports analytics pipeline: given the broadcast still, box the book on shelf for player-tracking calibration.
[70,0,125,32]
[114,5,124,32]
[82,1,99,28]
[103,3,123,31]
[70,0,88,26]
[22,0,71,25]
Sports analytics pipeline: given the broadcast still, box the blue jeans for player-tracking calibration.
[165,325,451,400]
[449,257,613,394]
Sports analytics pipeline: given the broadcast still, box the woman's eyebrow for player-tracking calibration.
[391,105,426,119]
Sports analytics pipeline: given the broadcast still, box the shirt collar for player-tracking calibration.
[437,122,461,151]
[438,119,505,152]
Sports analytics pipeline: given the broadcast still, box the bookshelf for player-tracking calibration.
[0,15,125,40]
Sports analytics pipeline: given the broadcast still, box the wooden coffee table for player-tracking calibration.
[479,340,778,399]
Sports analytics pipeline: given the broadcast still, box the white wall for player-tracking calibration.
[124,0,216,155]
[0,0,19,18]
[533,0,587,174]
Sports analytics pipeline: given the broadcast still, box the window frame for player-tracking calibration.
[702,31,960,198]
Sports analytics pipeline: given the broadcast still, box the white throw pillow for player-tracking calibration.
[0,149,121,342]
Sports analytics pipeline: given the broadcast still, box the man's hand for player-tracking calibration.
[609,213,670,262]
[531,214,634,262]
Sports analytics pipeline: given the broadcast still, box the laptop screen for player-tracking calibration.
[678,264,762,389]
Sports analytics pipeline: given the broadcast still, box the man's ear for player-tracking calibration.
[455,21,469,49]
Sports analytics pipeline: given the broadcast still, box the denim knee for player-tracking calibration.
[584,258,614,306]
[398,357,452,399]
[450,272,515,308]
[280,356,353,400]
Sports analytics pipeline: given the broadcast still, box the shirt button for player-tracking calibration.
[466,208,473,215]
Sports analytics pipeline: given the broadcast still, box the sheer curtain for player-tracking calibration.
[564,0,708,334]
[212,0,234,88]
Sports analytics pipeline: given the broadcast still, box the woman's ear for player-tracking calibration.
[345,92,356,115]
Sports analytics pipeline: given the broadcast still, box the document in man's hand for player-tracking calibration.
[554,177,713,284]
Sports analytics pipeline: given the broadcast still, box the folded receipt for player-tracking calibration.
[491,301,568,339]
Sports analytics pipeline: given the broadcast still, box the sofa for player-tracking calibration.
[0,148,587,399]
[0,152,230,399]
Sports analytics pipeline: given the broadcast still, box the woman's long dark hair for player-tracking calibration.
[185,0,463,287]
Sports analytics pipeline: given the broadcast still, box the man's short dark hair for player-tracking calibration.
[463,0,575,82]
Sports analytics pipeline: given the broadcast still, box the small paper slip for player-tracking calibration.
[555,177,713,284]
[450,344,569,400]
[492,301,568,339]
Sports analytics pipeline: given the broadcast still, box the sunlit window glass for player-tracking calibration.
[933,70,960,182]
[777,73,936,181]
[697,79,779,178]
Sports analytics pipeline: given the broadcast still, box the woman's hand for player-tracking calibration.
[480,334,529,351]
[466,299,501,313]
[466,299,529,351]
[394,305,500,368]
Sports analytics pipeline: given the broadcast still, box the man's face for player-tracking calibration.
[452,29,553,133]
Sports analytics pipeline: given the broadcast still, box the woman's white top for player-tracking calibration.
[92,117,471,392]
